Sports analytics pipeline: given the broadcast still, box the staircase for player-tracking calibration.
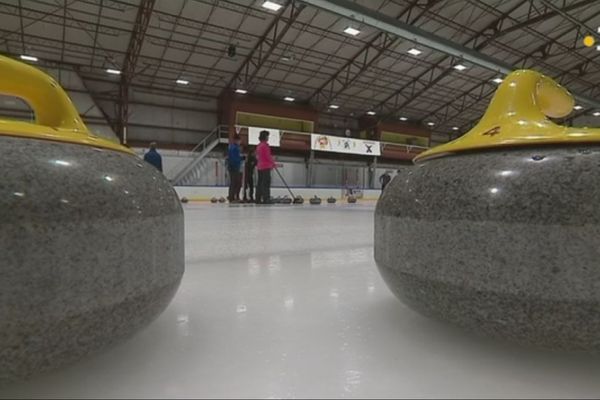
[172,125,228,186]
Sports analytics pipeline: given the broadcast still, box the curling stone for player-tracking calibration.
[376,69,600,351]
[0,56,184,383]
[347,196,357,204]
[327,197,337,204]
[210,197,218,203]
[309,195,322,205]
[281,196,292,205]
[293,195,304,205]
[218,196,226,203]
[181,197,189,204]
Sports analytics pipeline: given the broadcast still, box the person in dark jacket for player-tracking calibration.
[227,134,243,203]
[243,148,257,203]
[143,142,163,172]
[379,171,391,191]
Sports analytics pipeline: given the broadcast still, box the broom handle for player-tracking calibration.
[274,167,296,198]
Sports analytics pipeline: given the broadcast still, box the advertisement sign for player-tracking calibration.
[248,127,281,147]
[311,134,380,156]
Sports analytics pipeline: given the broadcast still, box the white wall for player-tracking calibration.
[135,146,415,189]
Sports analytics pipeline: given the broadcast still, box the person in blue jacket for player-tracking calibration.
[227,134,243,202]
[143,142,163,172]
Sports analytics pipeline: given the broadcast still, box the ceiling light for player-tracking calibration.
[235,89,248,94]
[106,68,121,75]
[399,116,408,121]
[407,48,422,56]
[344,26,360,36]
[574,105,583,110]
[427,122,435,126]
[284,96,295,102]
[20,54,38,62]
[452,126,459,131]
[262,1,282,11]
[492,77,503,84]
[176,79,189,85]
[367,111,376,116]
[329,104,339,109]
[453,64,467,71]
[594,112,600,117]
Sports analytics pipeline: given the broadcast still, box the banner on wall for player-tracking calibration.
[248,127,281,147]
[311,134,381,156]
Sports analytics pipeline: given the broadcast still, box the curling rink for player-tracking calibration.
[2,202,600,399]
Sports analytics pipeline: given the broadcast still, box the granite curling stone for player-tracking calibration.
[347,196,357,204]
[327,197,337,204]
[293,195,304,205]
[0,55,184,383]
[375,69,600,351]
[210,197,218,203]
[309,196,322,205]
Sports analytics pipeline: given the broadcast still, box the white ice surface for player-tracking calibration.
[2,203,600,399]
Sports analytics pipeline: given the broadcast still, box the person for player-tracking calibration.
[143,142,163,172]
[243,148,257,203]
[345,128,352,138]
[227,134,243,203]
[379,171,391,191]
[256,130,276,204]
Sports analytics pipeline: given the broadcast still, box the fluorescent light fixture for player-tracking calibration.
[344,26,360,36]
[492,77,503,84]
[106,68,121,75]
[176,79,189,85]
[407,48,422,56]
[452,126,459,131]
[235,89,248,94]
[574,105,583,110]
[427,122,435,126]
[262,1,282,11]
[453,64,467,71]
[20,54,38,62]
[284,96,295,102]
[399,116,408,121]
[367,111,376,116]
[594,112,600,116]
[328,104,339,109]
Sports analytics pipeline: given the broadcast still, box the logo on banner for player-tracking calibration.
[316,136,330,150]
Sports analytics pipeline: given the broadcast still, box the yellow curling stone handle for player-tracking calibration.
[416,69,600,162]
[0,55,132,154]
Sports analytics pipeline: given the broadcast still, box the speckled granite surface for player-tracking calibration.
[0,136,184,383]
[375,146,600,350]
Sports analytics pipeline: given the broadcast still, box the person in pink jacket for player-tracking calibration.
[256,130,276,204]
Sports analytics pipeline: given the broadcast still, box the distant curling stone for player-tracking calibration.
[347,196,357,203]
[210,197,218,203]
[293,195,304,204]
[180,197,189,204]
[281,196,293,204]
[0,55,184,383]
[218,197,226,203]
[309,195,322,205]
[327,197,337,204]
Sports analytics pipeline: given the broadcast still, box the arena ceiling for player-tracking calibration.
[1,0,600,141]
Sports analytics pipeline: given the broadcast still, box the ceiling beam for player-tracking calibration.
[298,0,600,109]
[117,0,155,143]
[306,0,431,104]
[221,0,306,96]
